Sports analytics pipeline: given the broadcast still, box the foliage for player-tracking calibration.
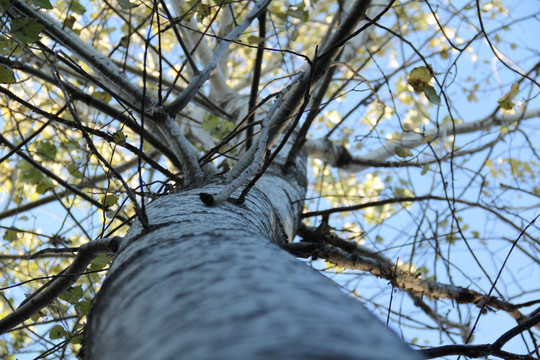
[0,0,539,358]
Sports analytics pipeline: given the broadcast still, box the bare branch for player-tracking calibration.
[267,0,375,147]
[199,81,294,205]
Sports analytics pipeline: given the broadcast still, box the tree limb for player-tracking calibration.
[0,56,184,171]
[8,0,147,108]
[155,114,204,182]
[294,224,540,331]
[267,0,375,147]
[0,236,122,335]
[306,107,540,173]
[164,0,271,116]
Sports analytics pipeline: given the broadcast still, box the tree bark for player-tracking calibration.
[84,161,423,359]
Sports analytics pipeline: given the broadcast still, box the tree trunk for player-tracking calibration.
[84,163,423,359]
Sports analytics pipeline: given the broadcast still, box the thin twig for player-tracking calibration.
[246,9,266,150]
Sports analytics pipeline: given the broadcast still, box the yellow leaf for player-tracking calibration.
[408,66,432,93]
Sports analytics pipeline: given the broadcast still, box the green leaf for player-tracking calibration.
[35,141,57,160]
[31,311,44,322]
[18,162,43,184]
[63,16,76,30]
[3,228,19,242]
[0,40,22,56]
[69,0,87,15]
[49,325,68,340]
[423,85,441,105]
[10,18,44,44]
[75,300,91,315]
[287,4,309,22]
[420,164,430,175]
[89,254,112,271]
[118,0,138,9]
[31,0,53,9]
[0,65,15,84]
[197,4,211,20]
[395,147,413,158]
[69,334,84,344]
[101,194,119,208]
[247,35,266,45]
[201,116,220,132]
[497,83,519,110]
[112,130,126,144]
[67,164,83,179]
[59,285,83,304]
[92,90,112,103]
[0,0,10,13]
[36,178,54,194]
[201,115,236,139]
[106,208,121,219]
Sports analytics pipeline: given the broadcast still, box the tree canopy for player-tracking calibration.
[0,0,539,358]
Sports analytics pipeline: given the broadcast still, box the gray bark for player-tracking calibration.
[84,163,423,359]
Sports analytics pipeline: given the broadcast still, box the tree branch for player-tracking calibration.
[306,107,540,173]
[51,53,149,228]
[155,114,203,182]
[266,0,374,147]
[199,81,294,205]
[422,312,540,359]
[0,56,184,171]
[0,236,122,335]
[294,224,540,331]
[164,0,271,116]
[0,84,177,181]
[246,9,266,150]
[8,0,147,108]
